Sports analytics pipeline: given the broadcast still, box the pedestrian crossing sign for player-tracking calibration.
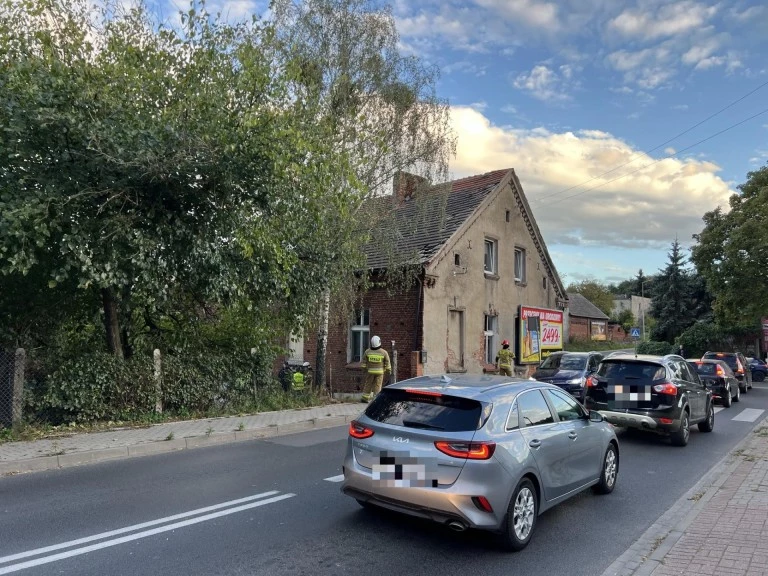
[630,327,641,338]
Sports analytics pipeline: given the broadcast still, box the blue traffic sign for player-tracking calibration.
[630,327,641,338]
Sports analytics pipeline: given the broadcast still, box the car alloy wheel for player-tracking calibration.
[605,449,617,488]
[672,411,690,447]
[513,487,535,541]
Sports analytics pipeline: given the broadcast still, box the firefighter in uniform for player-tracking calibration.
[360,335,391,402]
[495,339,515,376]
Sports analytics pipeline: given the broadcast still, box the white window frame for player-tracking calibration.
[484,238,498,276]
[349,309,370,363]
[484,314,498,364]
[514,247,526,283]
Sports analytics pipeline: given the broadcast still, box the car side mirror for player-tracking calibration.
[589,410,604,423]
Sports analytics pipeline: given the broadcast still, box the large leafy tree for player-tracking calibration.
[566,279,614,316]
[0,0,356,357]
[270,0,456,386]
[691,164,768,326]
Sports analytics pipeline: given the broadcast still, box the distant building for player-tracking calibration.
[567,293,610,341]
[612,296,652,321]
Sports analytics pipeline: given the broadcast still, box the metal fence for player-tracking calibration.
[0,348,25,427]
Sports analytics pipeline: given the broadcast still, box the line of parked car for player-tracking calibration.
[339,348,765,553]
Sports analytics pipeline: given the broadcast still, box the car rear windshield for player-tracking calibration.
[695,362,719,375]
[596,360,667,384]
[703,353,737,370]
[539,354,587,370]
[364,388,485,432]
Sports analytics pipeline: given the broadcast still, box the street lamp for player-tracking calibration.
[641,281,648,341]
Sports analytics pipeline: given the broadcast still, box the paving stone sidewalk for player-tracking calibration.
[0,402,364,476]
[602,418,768,576]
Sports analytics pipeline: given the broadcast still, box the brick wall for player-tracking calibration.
[569,316,591,341]
[304,283,423,393]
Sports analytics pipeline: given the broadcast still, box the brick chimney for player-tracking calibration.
[393,171,429,205]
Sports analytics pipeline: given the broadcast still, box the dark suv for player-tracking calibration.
[532,351,603,403]
[584,354,714,447]
[702,352,752,393]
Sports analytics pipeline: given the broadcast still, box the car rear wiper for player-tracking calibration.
[402,420,444,430]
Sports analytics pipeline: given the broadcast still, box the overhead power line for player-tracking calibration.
[547,106,768,205]
[532,78,768,204]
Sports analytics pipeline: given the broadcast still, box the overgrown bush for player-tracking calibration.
[40,352,156,423]
[161,351,274,414]
[636,341,677,355]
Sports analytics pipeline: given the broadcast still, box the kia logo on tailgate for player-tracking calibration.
[393,436,409,443]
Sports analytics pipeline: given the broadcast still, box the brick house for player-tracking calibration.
[567,293,611,342]
[304,168,568,393]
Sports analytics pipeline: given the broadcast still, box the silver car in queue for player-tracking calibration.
[341,374,619,551]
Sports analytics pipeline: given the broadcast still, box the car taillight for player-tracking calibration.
[652,382,678,395]
[434,441,496,460]
[349,420,374,439]
[405,388,442,397]
[716,365,725,377]
[736,364,744,374]
[586,376,598,387]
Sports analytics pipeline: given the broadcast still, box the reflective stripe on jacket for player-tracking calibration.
[497,348,515,369]
[361,347,391,375]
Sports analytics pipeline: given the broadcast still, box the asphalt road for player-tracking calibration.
[2,386,767,576]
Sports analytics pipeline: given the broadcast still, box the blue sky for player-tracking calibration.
[157,0,768,286]
[390,0,768,286]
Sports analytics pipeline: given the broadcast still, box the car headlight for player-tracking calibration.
[567,377,585,386]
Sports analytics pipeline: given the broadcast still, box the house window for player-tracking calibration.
[454,253,461,266]
[484,239,498,275]
[514,247,526,282]
[505,210,511,223]
[543,276,548,290]
[349,309,370,362]
[485,314,498,364]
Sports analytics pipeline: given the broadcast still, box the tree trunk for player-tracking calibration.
[101,287,124,359]
[315,287,330,390]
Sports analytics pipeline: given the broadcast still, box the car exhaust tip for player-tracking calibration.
[447,521,467,532]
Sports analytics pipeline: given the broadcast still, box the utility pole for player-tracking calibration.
[641,282,645,341]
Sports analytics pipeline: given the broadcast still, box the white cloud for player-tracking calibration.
[501,104,518,114]
[473,0,559,29]
[513,65,573,102]
[665,147,677,155]
[672,104,689,110]
[608,1,718,41]
[448,106,734,250]
[443,60,488,76]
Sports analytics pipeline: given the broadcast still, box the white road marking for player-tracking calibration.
[324,474,345,483]
[714,407,724,414]
[732,408,765,422]
[0,491,290,573]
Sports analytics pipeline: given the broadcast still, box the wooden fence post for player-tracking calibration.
[154,349,163,414]
[12,348,25,425]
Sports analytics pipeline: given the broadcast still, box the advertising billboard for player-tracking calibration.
[518,306,564,364]
[590,320,607,341]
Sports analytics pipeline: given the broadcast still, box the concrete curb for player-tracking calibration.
[0,413,358,477]
[600,412,768,576]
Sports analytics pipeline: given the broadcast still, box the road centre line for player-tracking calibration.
[324,474,345,482]
[0,491,281,566]
[0,493,295,575]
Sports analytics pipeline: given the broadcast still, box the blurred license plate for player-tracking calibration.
[372,452,438,488]
[608,384,652,408]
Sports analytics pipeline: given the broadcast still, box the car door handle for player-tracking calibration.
[529,439,542,449]
[568,431,578,440]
